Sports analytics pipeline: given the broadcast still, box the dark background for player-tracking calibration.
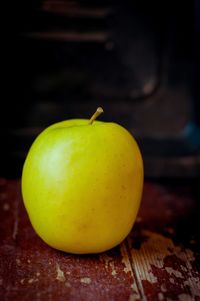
[1,0,200,178]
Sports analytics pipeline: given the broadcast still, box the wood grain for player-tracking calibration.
[0,179,199,301]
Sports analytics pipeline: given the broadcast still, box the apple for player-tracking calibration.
[22,108,143,254]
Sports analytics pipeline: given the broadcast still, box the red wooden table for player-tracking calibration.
[0,179,200,301]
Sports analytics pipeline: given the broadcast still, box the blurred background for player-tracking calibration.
[1,0,200,178]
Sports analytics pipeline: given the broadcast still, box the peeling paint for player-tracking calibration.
[120,243,141,299]
[183,278,200,297]
[28,278,38,284]
[80,277,91,284]
[110,261,117,277]
[1,180,199,301]
[99,254,117,277]
[99,254,113,270]
[56,264,65,282]
[165,267,184,278]
[120,244,133,275]
[128,229,200,300]
[181,265,188,272]
[148,271,157,283]
[129,230,196,273]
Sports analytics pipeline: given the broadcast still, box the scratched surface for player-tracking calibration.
[0,179,200,301]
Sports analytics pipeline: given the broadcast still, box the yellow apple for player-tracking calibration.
[22,108,143,254]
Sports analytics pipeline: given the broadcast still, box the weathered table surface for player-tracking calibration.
[0,179,199,301]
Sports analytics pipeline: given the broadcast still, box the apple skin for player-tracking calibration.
[22,119,143,254]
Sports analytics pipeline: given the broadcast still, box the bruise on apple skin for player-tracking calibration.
[0,179,200,301]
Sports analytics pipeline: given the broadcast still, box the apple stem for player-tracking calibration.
[89,107,104,124]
